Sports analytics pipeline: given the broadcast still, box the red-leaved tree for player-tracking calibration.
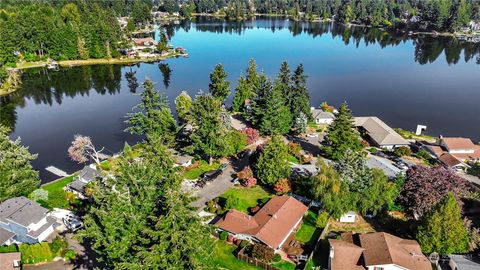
[242,128,260,145]
[68,134,104,165]
[243,177,257,187]
[274,178,292,194]
[398,166,471,219]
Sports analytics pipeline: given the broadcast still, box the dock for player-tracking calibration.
[45,166,69,178]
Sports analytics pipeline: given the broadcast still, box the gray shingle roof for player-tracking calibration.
[355,117,409,146]
[0,197,48,227]
[78,166,100,182]
[312,109,335,120]
[0,227,15,245]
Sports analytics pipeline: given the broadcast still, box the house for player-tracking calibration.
[311,107,335,125]
[423,137,480,170]
[0,197,57,244]
[339,211,356,223]
[354,117,410,149]
[65,166,100,199]
[216,196,308,250]
[0,252,21,270]
[132,37,156,46]
[329,232,432,270]
[174,154,193,167]
[366,155,402,179]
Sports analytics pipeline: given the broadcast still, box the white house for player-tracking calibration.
[311,107,335,125]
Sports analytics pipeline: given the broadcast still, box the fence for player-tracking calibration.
[237,248,282,270]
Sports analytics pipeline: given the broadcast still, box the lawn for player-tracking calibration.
[220,186,272,213]
[183,160,220,180]
[295,210,319,244]
[211,240,260,270]
[32,175,75,209]
[272,261,296,270]
[286,155,299,164]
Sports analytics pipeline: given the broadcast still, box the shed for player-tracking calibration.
[339,211,356,223]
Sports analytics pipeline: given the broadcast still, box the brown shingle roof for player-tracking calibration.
[441,137,476,151]
[216,196,308,249]
[0,252,21,270]
[329,239,365,270]
[438,153,466,168]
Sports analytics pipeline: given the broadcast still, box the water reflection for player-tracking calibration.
[167,17,480,65]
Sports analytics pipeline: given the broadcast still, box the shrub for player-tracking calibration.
[234,239,242,246]
[240,240,248,249]
[316,211,330,228]
[252,243,275,262]
[260,197,269,204]
[249,206,260,214]
[361,140,370,148]
[31,189,49,202]
[227,234,234,242]
[0,244,18,253]
[243,177,257,187]
[208,207,216,213]
[272,253,282,262]
[64,250,76,261]
[368,148,378,154]
[274,178,292,194]
[20,242,53,264]
[50,237,68,257]
[416,150,431,160]
[237,166,254,180]
[219,231,229,241]
[288,142,302,157]
[242,128,260,145]
[394,146,412,157]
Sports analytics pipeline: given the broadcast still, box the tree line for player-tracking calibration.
[164,0,478,31]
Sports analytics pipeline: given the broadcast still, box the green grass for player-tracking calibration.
[304,259,315,270]
[286,155,299,164]
[183,160,220,180]
[272,261,296,270]
[295,210,319,244]
[220,186,272,213]
[211,240,260,270]
[41,175,74,193]
[33,175,75,209]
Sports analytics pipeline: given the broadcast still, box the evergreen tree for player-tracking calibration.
[255,135,291,186]
[277,61,291,99]
[232,74,248,112]
[321,102,362,160]
[125,80,177,145]
[335,150,372,192]
[0,125,40,202]
[258,80,292,135]
[417,192,470,254]
[175,91,193,124]
[208,63,230,102]
[289,64,312,122]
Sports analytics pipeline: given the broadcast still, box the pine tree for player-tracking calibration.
[208,63,230,102]
[321,102,362,160]
[175,91,193,124]
[232,74,248,112]
[289,64,312,122]
[417,192,470,254]
[125,80,177,145]
[0,125,40,202]
[258,80,292,135]
[255,135,290,186]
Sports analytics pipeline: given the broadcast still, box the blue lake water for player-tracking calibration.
[2,18,480,182]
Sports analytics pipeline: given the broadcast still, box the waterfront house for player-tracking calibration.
[65,166,100,199]
[0,197,57,244]
[311,107,335,125]
[0,252,21,270]
[328,232,431,270]
[423,137,480,171]
[133,37,156,46]
[216,196,308,250]
[354,117,410,149]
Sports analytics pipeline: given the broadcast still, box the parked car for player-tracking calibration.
[203,169,221,180]
[63,217,83,232]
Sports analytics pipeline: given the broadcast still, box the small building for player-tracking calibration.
[0,252,21,270]
[216,196,308,250]
[339,211,356,223]
[354,117,410,149]
[0,197,57,244]
[174,154,193,167]
[329,232,431,270]
[65,166,100,199]
[311,107,335,125]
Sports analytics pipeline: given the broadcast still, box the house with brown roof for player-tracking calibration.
[354,117,410,149]
[0,252,21,270]
[216,196,308,250]
[329,232,432,270]
[423,137,480,171]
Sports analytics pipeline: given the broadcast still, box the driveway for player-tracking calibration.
[190,155,251,212]
[458,172,480,187]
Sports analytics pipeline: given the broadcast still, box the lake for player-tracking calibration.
[2,17,480,183]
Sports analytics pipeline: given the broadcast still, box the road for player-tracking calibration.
[190,154,251,212]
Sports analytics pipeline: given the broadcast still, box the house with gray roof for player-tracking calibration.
[311,107,335,125]
[0,197,57,244]
[65,166,100,199]
[354,117,410,149]
[366,155,403,178]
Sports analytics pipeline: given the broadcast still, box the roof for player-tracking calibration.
[0,227,15,245]
[329,239,365,270]
[78,166,99,182]
[27,216,56,238]
[359,232,432,270]
[174,154,193,164]
[354,117,409,146]
[366,155,402,178]
[216,196,308,249]
[311,109,334,120]
[0,197,48,227]
[438,153,467,168]
[441,137,476,151]
[0,252,21,270]
[68,179,87,193]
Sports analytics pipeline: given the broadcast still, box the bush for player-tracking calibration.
[394,146,412,157]
[31,189,49,202]
[240,240,248,249]
[0,244,18,253]
[64,250,76,261]
[272,253,282,262]
[288,142,302,157]
[242,177,257,187]
[242,128,260,145]
[416,150,431,160]
[219,231,229,241]
[237,166,254,180]
[260,197,269,204]
[316,211,330,228]
[274,178,292,194]
[227,235,234,242]
[252,243,275,262]
[368,148,378,154]
[50,237,68,257]
[20,242,53,264]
